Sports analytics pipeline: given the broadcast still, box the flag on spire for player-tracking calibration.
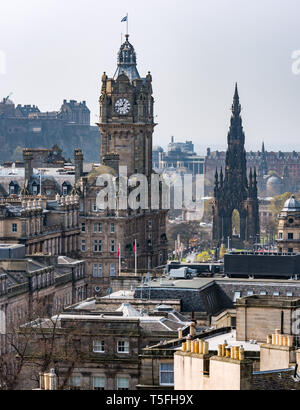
[121,15,128,22]
[117,246,120,258]
[134,240,137,253]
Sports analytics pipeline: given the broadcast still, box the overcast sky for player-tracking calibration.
[1,0,300,154]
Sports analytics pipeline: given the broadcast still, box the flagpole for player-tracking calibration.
[40,169,42,196]
[127,13,128,35]
[135,239,137,276]
[119,243,121,276]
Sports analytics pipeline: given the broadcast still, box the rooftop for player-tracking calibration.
[205,329,260,352]
[141,276,300,290]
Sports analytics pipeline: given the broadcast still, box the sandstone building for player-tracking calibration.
[0,194,80,257]
[74,34,168,295]
[17,301,191,390]
[0,244,86,358]
[276,195,300,253]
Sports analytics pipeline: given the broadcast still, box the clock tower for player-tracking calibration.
[76,33,168,289]
[98,34,154,178]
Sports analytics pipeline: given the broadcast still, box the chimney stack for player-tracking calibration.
[23,149,33,182]
[74,148,84,183]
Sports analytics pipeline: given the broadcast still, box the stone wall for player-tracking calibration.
[174,352,252,390]
[236,296,300,342]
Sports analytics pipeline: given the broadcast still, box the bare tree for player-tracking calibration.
[0,298,85,390]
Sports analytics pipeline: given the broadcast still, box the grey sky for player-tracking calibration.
[0,0,300,155]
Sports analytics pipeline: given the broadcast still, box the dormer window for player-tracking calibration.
[62,181,71,196]
[9,181,19,195]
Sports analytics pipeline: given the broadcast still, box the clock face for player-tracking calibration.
[115,98,131,115]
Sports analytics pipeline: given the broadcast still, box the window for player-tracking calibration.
[288,233,294,240]
[12,223,17,233]
[62,186,68,196]
[32,185,38,195]
[93,264,102,278]
[70,376,81,390]
[233,291,241,302]
[94,240,102,252]
[110,223,115,233]
[273,291,279,296]
[94,223,102,233]
[279,232,283,239]
[286,291,293,297]
[110,264,115,277]
[93,376,105,391]
[81,223,86,232]
[288,248,293,253]
[117,377,129,390]
[247,291,254,296]
[81,240,86,252]
[93,340,105,353]
[117,340,129,353]
[260,291,267,296]
[148,219,152,229]
[159,363,174,386]
[110,240,115,252]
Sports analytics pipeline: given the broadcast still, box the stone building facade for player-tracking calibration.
[154,137,205,176]
[0,244,86,357]
[236,295,300,343]
[17,302,191,390]
[74,34,168,295]
[0,194,80,257]
[276,195,300,253]
[212,84,260,246]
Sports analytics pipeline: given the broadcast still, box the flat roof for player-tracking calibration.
[205,329,261,352]
[0,243,25,249]
[140,276,300,290]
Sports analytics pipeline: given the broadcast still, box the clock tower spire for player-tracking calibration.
[98,35,154,177]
